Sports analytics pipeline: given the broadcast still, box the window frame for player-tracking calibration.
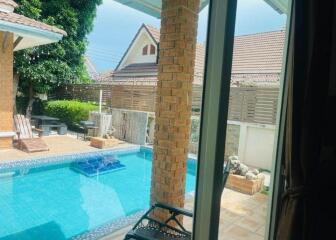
[267,1,293,239]
[192,0,237,239]
[142,45,148,55]
[150,44,156,55]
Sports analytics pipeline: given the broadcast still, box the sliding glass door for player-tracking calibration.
[193,0,292,239]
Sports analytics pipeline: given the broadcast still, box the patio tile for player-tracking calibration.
[220,209,243,223]
[0,135,133,162]
[249,212,267,224]
[256,225,266,236]
[251,193,269,204]
[221,225,264,240]
[227,203,255,217]
[236,216,264,232]
[218,220,233,233]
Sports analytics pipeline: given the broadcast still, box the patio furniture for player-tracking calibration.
[40,123,67,136]
[31,115,67,136]
[124,160,231,240]
[78,121,99,140]
[31,115,60,127]
[124,202,193,240]
[14,115,49,153]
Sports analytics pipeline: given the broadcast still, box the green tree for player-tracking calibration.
[14,0,102,117]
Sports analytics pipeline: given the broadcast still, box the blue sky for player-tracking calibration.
[86,0,287,72]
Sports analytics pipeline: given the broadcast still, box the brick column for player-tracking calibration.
[151,0,200,218]
[0,31,14,149]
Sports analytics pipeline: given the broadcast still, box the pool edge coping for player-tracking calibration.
[0,145,140,172]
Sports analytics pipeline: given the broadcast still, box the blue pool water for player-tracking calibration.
[0,147,197,239]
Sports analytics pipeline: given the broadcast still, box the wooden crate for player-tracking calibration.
[90,137,122,149]
[226,174,265,195]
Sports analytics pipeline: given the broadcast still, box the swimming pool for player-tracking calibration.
[0,147,197,240]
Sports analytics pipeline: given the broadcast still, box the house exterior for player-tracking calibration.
[0,0,66,149]
[105,24,286,87]
[102,24,286,171]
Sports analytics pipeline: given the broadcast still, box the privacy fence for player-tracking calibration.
[56,81,203,113]
[56,82,279,125]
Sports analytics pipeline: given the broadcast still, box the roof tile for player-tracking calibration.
[144,24,160,43]
[0,0,18,8]
[0,11,67,36]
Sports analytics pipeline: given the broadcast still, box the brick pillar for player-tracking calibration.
[0,31,14,149]
[151,0,200,218]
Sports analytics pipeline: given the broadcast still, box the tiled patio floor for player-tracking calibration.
[0,135,130,162]
[103,189,269,240]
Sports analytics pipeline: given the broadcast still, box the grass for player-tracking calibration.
[260,185,269,195]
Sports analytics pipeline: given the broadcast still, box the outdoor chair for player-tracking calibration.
[14,114,49,153]
[124,160,231,240]
[124,202,192,240]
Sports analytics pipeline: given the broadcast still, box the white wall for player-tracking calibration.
[231,121,276,170]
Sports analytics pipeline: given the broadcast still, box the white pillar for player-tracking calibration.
[99,89,103,113]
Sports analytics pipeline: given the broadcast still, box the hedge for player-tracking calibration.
[45,100,98,129]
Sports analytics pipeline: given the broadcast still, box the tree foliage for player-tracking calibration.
[14,0,102,95]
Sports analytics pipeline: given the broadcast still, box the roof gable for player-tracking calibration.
[115,24,158,70]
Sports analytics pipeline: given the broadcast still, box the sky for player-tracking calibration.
[86,0,287,72]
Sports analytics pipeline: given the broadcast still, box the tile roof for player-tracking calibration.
[232,30,286,74]
[0,11,67,36]
[116,25,286,86]
[0,0,18,8]
[94,70,114,83]
[114,63,158,78]
[144,24,160,43]
[188,30,286,77]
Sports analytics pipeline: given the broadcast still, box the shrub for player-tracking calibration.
[45,100,98,129]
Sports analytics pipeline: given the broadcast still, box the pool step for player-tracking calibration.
[70,155,126,177]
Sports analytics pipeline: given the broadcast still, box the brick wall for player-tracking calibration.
[0,31,14,149]
[150,0,200,219]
